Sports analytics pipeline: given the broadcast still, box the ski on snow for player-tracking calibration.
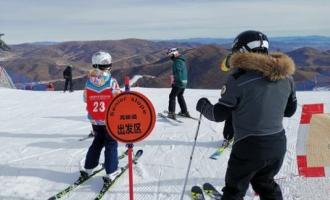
[163,110,199,121]
[203,182,222,200]
[209,140,232,160]
[158,112,184,123]
[48,149,129,200]
[191,183,222,200]
[191,185,205,200]
[94,149,143,200]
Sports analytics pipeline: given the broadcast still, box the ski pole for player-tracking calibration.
[180,112,203,200]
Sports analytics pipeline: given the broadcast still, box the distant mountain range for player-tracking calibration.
[0,36,329,91]
[167,35,330,52]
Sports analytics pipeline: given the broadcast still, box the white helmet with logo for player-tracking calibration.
[92,51,112,70]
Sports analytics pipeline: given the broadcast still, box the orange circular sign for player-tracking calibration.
[106,91,156,143]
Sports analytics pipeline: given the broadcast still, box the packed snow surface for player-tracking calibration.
[0,87,330,200]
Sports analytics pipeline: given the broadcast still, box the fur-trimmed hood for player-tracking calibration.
[230,52,295,81]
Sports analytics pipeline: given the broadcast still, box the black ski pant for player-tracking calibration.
[168,86,188,113]
[221,131,286,200]
[84,125,118,174]
[64,78,73,92]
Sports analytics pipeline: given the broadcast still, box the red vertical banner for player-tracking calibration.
[297,103,326,177]
[300,104,324,124]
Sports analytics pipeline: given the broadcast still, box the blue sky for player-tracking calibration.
[1,0,329,44]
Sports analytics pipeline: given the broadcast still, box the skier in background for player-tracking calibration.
[166,48,190,120]
[63,65,73,92]
[80,51,121,182]
[196,30,297,200]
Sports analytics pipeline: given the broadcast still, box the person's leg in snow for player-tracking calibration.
[103,126,118,174]
[168,86,180,119]
[64,78,69,92]
[177,88,189,115]
[250,159,284,200]
[84,125,118,176]
[221,132,286,200]
[84,125,104,171]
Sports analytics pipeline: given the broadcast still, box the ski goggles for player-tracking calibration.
[92,64,112,71]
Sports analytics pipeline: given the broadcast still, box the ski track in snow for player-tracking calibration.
[0,87,330,200]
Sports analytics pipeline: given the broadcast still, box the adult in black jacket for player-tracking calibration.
[196,30,297,200]
[63,65,73,92]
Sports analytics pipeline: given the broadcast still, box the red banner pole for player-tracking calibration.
[125,76,130,92]
[125,76,134,200]
[127,143,134,200]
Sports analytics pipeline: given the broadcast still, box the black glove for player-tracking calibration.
[196,98,211,113]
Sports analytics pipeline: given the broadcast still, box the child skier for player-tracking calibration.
[80,51,121,182]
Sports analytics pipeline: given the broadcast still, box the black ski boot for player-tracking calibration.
[178,111,191,118]
[167,112,176,120]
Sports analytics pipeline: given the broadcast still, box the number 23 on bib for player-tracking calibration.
[86,88,113,121]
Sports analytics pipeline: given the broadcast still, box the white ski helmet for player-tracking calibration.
[167,48,179,57]
[92,51,112,69]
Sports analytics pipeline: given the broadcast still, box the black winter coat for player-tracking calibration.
[63,67,72,79]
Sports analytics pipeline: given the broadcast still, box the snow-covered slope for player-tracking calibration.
[0,88,330,200]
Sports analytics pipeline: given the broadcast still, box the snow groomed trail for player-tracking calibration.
[0,88,329,200]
